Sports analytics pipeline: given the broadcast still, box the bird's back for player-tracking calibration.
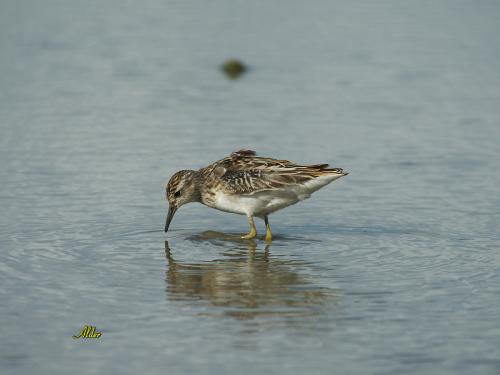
[198,150,347,214]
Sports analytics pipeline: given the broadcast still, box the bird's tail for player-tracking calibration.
[308,164,348,176]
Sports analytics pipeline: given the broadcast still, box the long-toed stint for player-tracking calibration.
[164,150,348,241]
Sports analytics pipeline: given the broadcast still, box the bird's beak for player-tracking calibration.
[165,206,177,233]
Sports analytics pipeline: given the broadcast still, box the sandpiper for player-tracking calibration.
[165,150,347,241]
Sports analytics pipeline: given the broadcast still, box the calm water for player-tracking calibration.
[1,1,499,374]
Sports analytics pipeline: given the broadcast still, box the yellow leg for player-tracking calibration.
[264,216,273,242]
[241,216,257,239]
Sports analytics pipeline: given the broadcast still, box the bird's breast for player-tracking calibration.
[212,192,253,215]
[207,189,303,217]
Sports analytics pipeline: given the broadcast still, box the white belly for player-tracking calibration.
[210,175,342,217]
[213,189,303,217]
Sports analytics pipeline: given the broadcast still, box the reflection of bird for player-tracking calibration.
[164,150,347,240]
[164,240,333,319]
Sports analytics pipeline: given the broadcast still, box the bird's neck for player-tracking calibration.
[189,171,203,203]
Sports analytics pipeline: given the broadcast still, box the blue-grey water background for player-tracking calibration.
[1,1,500,374]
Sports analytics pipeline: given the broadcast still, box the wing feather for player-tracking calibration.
[201,150,346,195]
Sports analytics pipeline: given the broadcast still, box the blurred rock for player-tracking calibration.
[221,59,247,79]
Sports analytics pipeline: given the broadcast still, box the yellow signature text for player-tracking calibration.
[73,325,102,339]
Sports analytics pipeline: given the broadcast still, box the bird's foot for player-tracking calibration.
[241,230,257,240]
[264,219,273,242]
[264,231,273,242]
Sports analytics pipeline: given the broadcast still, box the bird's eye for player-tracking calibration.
[174,191,181,198]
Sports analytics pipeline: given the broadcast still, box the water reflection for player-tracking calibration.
[164,235,337,319]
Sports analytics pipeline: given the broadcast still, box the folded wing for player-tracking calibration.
[205,150,346,195]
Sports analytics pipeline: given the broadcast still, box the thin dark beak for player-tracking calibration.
[165,206,177,233]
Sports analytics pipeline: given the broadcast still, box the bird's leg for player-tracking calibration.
[241,216,257,239]
[264,215,273,242]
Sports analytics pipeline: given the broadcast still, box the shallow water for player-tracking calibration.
[1,1,500,374]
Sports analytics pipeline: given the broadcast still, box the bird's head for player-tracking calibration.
[165,170,200,232]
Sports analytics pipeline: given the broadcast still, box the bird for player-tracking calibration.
[164,150,347,241]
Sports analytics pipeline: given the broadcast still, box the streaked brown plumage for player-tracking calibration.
[165,150,348,240]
